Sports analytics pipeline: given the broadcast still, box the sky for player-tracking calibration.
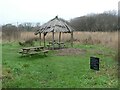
[0,0,119,25]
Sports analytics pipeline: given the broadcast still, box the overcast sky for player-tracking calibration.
[0,0,119,25]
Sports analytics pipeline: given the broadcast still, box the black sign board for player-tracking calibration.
[90,57,99,71]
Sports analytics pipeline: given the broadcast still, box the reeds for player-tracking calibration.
[1,31,118,49]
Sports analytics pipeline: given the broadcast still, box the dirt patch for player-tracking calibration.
[55,48,87,56]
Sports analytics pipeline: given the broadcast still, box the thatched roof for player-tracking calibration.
[35,16,74,35]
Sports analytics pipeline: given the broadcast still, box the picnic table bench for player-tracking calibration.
[19,46,49,56]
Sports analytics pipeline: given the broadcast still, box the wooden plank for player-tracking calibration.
[42,50,49,56]
[29,51,40,55]
[59,32,61,43]
[71,31,73,47]
[23,46,44,49]
[43,33,46,48]
[42,50,49,53]
[59,32,61,48]
[52,30,54,50]
[39,33,41,46]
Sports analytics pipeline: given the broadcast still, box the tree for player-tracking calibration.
[2,24,20,41]
[70,10,118,32]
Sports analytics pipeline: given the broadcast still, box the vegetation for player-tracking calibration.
[2,31,117,49]
[70,10,118,32]
[1,10,119,88]
[2,42,118,88]
[0,42,2,89]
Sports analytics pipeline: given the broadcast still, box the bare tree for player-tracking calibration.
[70,10,118,32]
[2,24,20,41]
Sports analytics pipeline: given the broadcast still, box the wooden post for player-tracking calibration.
[39,33,41,46]
[43,33,46,49]
[52,30,54,50]
[71,31,73,47]
[59,32,61,48]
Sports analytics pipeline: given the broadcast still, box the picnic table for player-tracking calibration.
[19,46,49,56]
[47,41,66,49]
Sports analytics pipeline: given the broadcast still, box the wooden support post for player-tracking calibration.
[59,32,61,42]
[59,32,61,48]
[43,33,46,49]
[52,30,54,50]
[71,31,73,47]
[39,33,41,46]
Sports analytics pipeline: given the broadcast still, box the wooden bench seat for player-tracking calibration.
[42,50,49,53]
[42,50,49,56]
[29,51,40,55]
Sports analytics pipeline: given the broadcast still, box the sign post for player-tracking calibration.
[90,57,99,71]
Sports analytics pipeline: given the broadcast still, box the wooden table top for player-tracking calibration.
[22,46,44,50]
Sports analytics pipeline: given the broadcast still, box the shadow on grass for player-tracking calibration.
[18,54,49,60]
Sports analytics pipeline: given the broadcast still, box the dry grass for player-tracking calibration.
[20,31,38,41]
[2,31,118,49]
[72,32,118,49]
[46,31,118,50]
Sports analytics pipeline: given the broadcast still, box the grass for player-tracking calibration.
[0,42,2,89]
[2,41,118,88]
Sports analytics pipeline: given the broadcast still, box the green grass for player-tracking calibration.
[0,43,2,89]
[2,42,118,88]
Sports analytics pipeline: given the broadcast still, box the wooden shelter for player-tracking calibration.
[35,16,74,49]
